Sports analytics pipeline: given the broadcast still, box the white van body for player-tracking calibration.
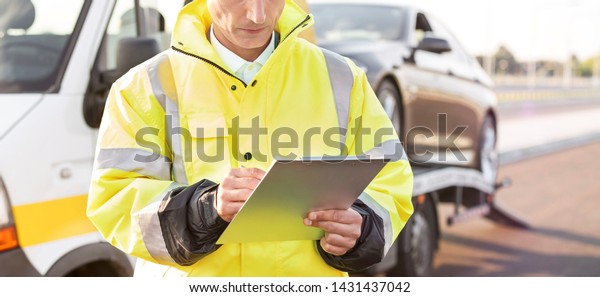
[0,0,184,276]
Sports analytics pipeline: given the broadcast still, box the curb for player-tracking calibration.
[499,132,600,165]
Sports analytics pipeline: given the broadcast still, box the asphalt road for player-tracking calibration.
[432,141,600,276]
[496,99,600,154]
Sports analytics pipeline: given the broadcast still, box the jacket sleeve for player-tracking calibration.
[87,60,226,267]
[318,66,414,272]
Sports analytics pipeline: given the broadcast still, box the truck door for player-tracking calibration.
[86,0,184,136]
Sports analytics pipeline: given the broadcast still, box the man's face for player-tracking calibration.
[208,0,285,54]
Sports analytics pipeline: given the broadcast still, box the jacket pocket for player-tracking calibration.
[187,114,229,139]
[186,114,231,180]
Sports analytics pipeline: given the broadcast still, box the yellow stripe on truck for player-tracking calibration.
[11,195,97,247]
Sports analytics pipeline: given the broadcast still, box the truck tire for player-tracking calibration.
[389,196,436,276]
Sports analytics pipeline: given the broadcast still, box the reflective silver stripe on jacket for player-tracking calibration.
[95,148,171,180]
[137,183,182,263]
[358,192,394,256]
[364,139,408,162]
[321,48,353,153]
[147,52,189,185]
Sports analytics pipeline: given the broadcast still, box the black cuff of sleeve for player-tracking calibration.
[187,183,229,244]
[316,200,386,273]
[158,179,229,266]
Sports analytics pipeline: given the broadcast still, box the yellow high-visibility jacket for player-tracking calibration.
[87,0,413,276]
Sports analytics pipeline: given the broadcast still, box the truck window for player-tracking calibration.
[139,0,185,50]
[98,0,184,73]
[98,0,138,73]
[0,0,87,93]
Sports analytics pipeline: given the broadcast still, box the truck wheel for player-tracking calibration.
[376,80,402,136]
[389,196,436,276]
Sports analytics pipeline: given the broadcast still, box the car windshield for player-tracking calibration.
[311,4,406,42]
[0,0,86,93]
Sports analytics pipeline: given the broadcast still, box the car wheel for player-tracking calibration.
[389,196,436,276]
[376,80,402,136]
[461,115,499,208]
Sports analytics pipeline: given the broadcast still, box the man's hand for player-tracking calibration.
[216,168,265,222]
[304,208,363,256]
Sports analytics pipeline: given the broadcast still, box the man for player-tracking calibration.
[87,0,413,276]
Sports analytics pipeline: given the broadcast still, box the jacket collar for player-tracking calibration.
[171,0,312,66]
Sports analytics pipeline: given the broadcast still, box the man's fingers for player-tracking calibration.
[220,188,252,203]
[323,233,354,249]
[230,167,266,179]
[310,220,360,239]
[221,176,261,190]
[307,209,361,224]
[320,238,349,256]
[216,168,264,222]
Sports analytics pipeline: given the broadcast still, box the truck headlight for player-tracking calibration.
[0,176,18,251]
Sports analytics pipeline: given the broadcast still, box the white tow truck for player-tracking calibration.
[0,0,185,276]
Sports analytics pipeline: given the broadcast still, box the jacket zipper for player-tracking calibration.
[170,14,311,87]
[171,46,248,87]
[281,15,311,43]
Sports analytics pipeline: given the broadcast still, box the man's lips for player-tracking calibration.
[240,27,267,34]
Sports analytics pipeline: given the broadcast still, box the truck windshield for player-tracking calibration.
[311,4,406,43]
[0,0,86,93]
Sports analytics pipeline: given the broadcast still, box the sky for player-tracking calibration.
[400,0,600,62]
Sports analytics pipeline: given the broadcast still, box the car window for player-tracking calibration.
[413,13,433,46]
[427,15,472,65]
[311,4,406,42]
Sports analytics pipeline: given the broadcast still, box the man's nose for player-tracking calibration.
[247,0,267,24]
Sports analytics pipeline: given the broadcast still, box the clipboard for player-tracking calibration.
[216,156,389,244]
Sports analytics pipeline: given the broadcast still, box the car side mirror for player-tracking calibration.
[84,37,160,128]
[417,36,451,54]
[405,36,452,64]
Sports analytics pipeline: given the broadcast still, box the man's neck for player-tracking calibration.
[212,27,270,62]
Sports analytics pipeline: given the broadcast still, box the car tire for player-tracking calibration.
[388,196,436,277]
[478,115,498,184]
[463,115,498,207]
[376,80,402,137]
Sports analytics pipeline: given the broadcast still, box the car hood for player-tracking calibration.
[0,94,42,140]
[319,40,411,60]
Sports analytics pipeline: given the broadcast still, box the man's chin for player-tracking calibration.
[237,38,272,50]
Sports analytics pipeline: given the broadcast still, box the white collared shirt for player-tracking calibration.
[210,27,275,85]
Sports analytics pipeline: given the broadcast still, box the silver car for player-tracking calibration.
[309,0,498,185]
